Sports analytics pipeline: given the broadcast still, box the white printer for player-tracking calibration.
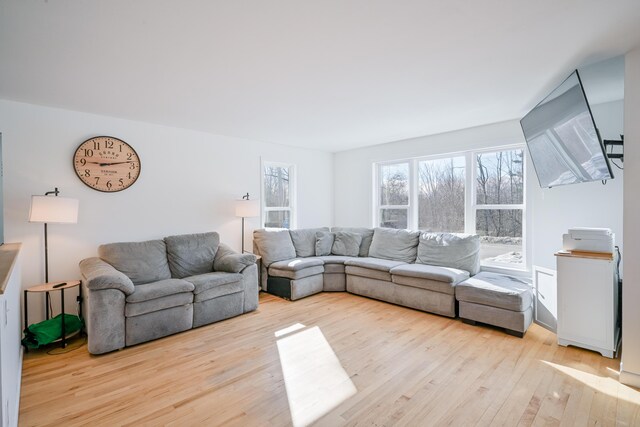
[562,227,614,253]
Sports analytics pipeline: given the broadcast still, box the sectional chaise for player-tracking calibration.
[253,227,534,337]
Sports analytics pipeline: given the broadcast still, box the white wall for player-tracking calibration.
[621,48,640,387]
[0,100,333,321]
[334,101,624,274]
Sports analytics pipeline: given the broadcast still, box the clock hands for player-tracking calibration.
[86,161,135,167]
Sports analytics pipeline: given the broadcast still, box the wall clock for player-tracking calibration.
[73,136,141,192]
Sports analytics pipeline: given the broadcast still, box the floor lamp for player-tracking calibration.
[235,193,260,253]
[28,188,79,283]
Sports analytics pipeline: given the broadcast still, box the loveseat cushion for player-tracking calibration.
[416,232,480,275]
[290,228,330,257]
[331,232,363,257]
[184,271,244,295]
[390,264,470,284]
[253,229,297,266]
[125,293,194,317]
[368,228,420,263]
[99,239,172,285]
[455,272,533,312]
[165,232,220,279]
[126,278,195,303]
[331,227,374,257]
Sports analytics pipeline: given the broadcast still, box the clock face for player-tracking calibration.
[73,136,141,192]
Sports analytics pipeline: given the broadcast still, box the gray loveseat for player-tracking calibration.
[254,227,480,318]
[79,232,258,354]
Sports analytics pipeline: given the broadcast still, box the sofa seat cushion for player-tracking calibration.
[184,271,243,295]
[344,257,405,272]
[165,232,220,278]
[194,281,244,303]
[269,258,324,271]
[317,255,355,264]
[269,265,324,280]
[99,239,172,285]
[125,292,193,317]
[455,272,533,312]
[390,264,470,284]
[126,279,195,303]
[345,266,391,281]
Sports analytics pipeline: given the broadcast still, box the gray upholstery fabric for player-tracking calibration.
[455,272,533,312]
[99,239,172,285]
[324,264,345,274]
[184,271,243,295]
[323,273,346,291]
[390,264,469,284]
[346,275,456,317]
[213,243,256,273]
[82,285,126,354]
[125,292,193,317]
[344,257,406,272]
[80,257,135,295]
[416,232,481,275]
[331,232,363,257]
[290,228,330,257]
[391,275,456,295]
[368,228,420,263]
[459,301,533,334]
[126,278,195,303]
[253,229,296,266]
[332,227,374,257]
[269,258,324,271]
[317,255,355,264]
[345,266,392,281]
[290,274,324,300]
[194,281,243,302]
[315,231,334,256]
[193,291,244,327]
[165,232,220,278]
[125,304,193,346]
[240,264,259,313]
[269,265,324,280]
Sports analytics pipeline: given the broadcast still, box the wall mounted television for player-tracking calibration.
[520,70,614,188]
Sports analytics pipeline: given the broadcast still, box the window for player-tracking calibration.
[374,146,527,271]
[262,162,295,229]
[377,162,410,229]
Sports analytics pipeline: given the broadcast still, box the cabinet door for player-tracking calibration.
[557,256,614,350]
[534,266,557,332]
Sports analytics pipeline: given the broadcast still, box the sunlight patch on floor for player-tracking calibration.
[277,326,357,427]
[544,361,640,405]
[275,323,306,338]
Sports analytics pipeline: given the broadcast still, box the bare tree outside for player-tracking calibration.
[418,157,465,232]
[264,165,291,228]
[379,163,409,228]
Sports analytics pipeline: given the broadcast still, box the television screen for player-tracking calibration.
[520,70,613,188]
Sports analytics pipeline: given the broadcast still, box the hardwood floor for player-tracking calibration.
[19,292,640,426]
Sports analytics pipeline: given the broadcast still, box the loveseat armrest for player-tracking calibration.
[214,243,257,273]
[79,257,135,295]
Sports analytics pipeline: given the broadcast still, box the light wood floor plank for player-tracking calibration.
[19,292,640,426]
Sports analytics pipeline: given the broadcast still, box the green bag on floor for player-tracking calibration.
[21,314,84,349]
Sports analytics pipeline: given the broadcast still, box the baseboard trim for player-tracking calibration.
[620,367,640,388]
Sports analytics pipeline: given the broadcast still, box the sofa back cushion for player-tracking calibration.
[416,232,480,275]
[315,231,335,256]
[368,228,420,263]
[99,239,171,285]
[331,231,363,257]
[331,227,374,257]
[290,227,330,257]
[164,232,220,279]
[253,229,297,266]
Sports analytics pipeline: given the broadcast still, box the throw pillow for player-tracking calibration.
[331,227,374,257]
[331,231,362,257]
[315,231,335,256]
[290,227,330,257]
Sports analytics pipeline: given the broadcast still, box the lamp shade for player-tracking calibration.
[29,196,79,224]
[235,199,260,218]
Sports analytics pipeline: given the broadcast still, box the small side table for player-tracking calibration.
[24,280,82,349]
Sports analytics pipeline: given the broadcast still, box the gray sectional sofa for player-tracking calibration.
[254,227,533,336]
[79,232,258,354]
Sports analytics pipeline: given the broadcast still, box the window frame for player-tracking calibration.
[372,144,529,273]
[261,160,297,229]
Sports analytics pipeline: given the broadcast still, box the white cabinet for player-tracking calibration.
[556,251,620,358]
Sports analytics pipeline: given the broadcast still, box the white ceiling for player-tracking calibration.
[1,1,639,152]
